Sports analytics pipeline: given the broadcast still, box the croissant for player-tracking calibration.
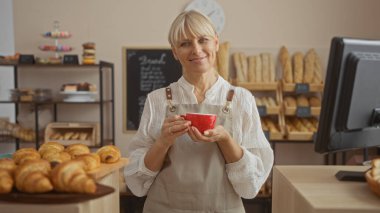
[0,169,13,194]
[76,153,100,171]
[38,141,65,157]
[65,144,90,158]
[96,145,121,163]
[0,158,17,173]
[51,160,96,194]
[14,159,53,193]
[13,148,41,165]
[42,151,72,167]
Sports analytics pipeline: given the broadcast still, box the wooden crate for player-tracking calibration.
[45,122,100,146]
[281,80,324,92]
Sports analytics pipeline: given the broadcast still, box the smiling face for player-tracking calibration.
[168,10,219,75]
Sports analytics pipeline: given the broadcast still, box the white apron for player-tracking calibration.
[143,87,245,213]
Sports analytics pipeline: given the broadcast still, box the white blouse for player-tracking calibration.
[124,76,274,199]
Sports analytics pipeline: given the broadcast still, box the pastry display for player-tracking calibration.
[96,145,121,164]
[51,160,96,194]
[43,31,71,38]
[82,42,96,65]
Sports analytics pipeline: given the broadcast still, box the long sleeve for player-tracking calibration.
[225,89,274,199]
[124,95,160,197]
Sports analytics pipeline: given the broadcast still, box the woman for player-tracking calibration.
[124,10,274,213]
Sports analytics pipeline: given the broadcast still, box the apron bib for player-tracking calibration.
[143,88,245,213]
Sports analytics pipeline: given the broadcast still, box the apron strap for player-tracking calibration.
[222,89,234,113]
[165,87,176,112]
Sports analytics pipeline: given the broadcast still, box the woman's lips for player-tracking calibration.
[189,56,207,62]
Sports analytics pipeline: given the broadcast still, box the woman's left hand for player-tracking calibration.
[188,125,232,144]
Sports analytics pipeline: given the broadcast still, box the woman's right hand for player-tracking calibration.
[157,115,191,147]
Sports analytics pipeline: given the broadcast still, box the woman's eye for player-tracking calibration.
[180,41,191,47]
[199,37,209,43]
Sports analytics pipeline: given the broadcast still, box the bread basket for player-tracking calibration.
[365,170,380,197]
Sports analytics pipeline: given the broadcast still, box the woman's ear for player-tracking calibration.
[215,35,220,52]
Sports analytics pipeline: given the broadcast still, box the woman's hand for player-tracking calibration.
[188,125,232,144]
[157,115,191,148]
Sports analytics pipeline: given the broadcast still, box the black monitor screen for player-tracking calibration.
[315,37,380,153]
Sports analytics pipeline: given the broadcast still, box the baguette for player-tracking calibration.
[216,42,230,80]
[247,56,256,82]
[261,53,270,82]
[255,55,262,82]
[304,49,316,83]
[293,52,304,83]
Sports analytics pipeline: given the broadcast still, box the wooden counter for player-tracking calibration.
[272,165,380,213]
[0,158,129,213]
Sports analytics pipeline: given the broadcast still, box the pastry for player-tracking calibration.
[14,159,53,193]
[284,96,297,107]
[13,148,41,165]
[312,50,324,84]
[0,169,13,194]
[42,151,72,167]
[38,141,65,157]
[96,145,121,163]
[65,143,91,158]
[51,160,96,194]
[76,153,101,171]
[64,132,74,140]
[293,52,304,83]
[0,158,16,173]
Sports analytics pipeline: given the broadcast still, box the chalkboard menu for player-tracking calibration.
[124,48,182,131]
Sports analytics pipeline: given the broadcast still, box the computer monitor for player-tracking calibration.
[315,37,380,154]
[314,37,380,181]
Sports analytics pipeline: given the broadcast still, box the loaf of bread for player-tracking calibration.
[14,159,53,193]
[304,49,316,83]
[13,148,41,165]
[296,95,309,107]
[293,52,304,83]
[284,96,297,107]
[216,42,230,81]
[255,55,262,82]
[0,169,13,194]
[255,97,263,106]
[65,143,91,158]
[312,50,324,84]
[96,145,121,164]
[279,46,293,83]
[269,54,276,82]
[76,153,101,171]
[51,160,96,194]
[261,53,270,82]
[309,96,321,107]
[265,118,279,133]
[233,53,244,82]
[247,56,256,82]
[240,52,248,82]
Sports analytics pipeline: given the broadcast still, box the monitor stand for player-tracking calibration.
[335,170,366,182]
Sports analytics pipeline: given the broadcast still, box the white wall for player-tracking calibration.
[0,0,15,154]
[10,0,380,163]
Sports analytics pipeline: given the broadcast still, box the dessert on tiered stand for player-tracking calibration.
[37,21,73,64]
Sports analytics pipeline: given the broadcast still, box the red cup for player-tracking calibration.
[182,113,217,134]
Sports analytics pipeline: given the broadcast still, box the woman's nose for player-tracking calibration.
[192,42,202,54]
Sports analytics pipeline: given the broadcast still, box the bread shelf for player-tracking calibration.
[284,106,321,116]
[281,81,324,92]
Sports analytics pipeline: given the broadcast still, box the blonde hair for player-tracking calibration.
[168,10,217,47]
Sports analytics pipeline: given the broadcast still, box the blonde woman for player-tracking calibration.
[124,10,273,212]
